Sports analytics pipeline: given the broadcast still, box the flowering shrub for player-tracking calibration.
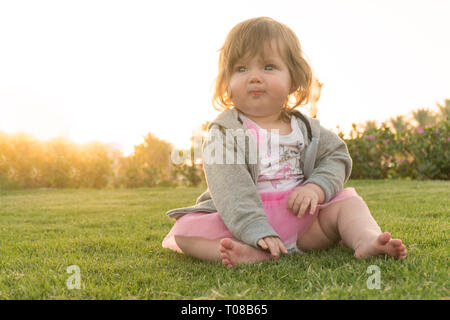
[340,118,449,180]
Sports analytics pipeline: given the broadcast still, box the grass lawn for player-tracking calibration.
[0,180,448,300]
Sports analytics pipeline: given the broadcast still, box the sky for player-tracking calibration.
[0,0,449,155]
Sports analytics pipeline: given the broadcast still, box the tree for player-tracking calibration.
[436,98,450,120]
[133,133,173,173]
[76,142,112,188]
[389,115,410,134]
[362,120,378,132]
[121,132,173,187]
[411,108,437,128]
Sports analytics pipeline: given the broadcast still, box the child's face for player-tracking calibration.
[228,42,293,118]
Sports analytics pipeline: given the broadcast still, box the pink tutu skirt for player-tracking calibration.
[162,187,361,253]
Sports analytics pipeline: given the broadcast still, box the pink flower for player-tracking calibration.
[417,127,424,134]
[385,139,390,143]
[435,129,440,134]
[366,135,375,141]
[369,162,374,166]
[355,151,360,156]
[448,137,450,141]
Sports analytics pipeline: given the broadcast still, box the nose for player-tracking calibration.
[248,69,263,83]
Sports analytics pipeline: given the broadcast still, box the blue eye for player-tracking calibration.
[237,66,247,72]
[265,65,275,71]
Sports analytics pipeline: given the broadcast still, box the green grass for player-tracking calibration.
[0,180,448,299]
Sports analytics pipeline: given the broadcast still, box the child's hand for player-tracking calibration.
[257,236,288,260]
[288,185,322,217]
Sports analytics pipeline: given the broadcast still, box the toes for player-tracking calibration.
[219,245,227,254]
[401,250,407,259]
[391,239,403,247]
[222,258,234,269]
[221,254,234,267]
[220,238,234,250]
[220,238,237,268]
[392,242,407,259]
[396,251,407,260]
[221,249,231,261]
[378,232,391,244]
[391,240,406,256]
[219,238,227,248]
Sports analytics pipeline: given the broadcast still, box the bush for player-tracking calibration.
[341,118,449,180]
[0,133,112,189]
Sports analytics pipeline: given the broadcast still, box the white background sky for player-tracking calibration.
[0,0,449,155]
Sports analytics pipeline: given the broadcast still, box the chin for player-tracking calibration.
[239,107,278,117]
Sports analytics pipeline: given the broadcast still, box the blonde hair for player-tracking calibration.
[213,17,313,114]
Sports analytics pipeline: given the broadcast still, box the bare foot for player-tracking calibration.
[354,232,407,260]
[219,238,272,268]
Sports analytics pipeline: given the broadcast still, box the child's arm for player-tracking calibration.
[258,236,288,259]
[288,183,325,217]
[303,125,352,203]
[202,125,281,249]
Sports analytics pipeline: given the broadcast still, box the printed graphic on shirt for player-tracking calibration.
[240,113,305,192]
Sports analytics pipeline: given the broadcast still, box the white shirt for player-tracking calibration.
[239,113,305,193]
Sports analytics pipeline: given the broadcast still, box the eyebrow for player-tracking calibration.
[262,57,279,64]
[234,54,281,66]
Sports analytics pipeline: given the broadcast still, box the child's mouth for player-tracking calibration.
[250,91,265,96]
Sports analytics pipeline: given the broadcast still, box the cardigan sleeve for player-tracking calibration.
[202,125,279,248]
[303,125,352,203]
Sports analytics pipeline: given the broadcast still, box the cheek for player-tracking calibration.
[228,77,244,97]
[271,79,292,97]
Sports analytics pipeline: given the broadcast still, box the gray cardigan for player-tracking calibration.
[166,108,352,248]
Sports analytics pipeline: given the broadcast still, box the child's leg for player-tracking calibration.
[174,236,222,262]
[297,197,407,259]
[220,238,273,268]
[174,235,273,267]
